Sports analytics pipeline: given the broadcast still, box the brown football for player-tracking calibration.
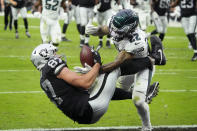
[80,45,94,67]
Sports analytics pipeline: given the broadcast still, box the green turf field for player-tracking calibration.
[0,16,197,130]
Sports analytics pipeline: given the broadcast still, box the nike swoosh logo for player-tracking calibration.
[158,49,162,64]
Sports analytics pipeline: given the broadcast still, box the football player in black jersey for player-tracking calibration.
[171,0,197,61]
[79,0,99,47]
[150,0,170,41]
[96,0,112,48]
[1,0,12,30]
[31,43,158,124]
[9,0,31,39]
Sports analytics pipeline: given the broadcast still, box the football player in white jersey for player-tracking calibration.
[34,0,66,46]
[132,0,151,31]
[86,9,166,131]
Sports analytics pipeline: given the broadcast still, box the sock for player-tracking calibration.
[85,34,89,44]
[99,36,103,42]
[62,23,68,34]
[23,18,28,31]
[80,26,85,35]
[151,29,158,35]
[159,33,165,41]
[77,24,81,34]
[190,33,197,50]
[14,20,18,32]
[111,88,132,100]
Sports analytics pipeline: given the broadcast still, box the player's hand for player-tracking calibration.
[85,24,99,36]
[74,63,92,74]
[91,48,102,65]
[11,1,17,6]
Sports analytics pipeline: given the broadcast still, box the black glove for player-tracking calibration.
[91,49,102,65]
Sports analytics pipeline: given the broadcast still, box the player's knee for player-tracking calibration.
[132,91,146,107]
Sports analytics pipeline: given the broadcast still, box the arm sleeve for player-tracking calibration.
[120,57,151,76]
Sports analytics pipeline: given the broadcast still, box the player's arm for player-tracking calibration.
[86,25,110,36]
[101,51,134,73]
[170,0,179,8]
[9,0,17,6]
[1,0,4,10]
[33,0,42,12]
[61,0,67,11]
[57,63,101,89]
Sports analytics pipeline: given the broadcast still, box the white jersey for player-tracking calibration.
[113,28,149,58]
[135,0,150,11]
[42,0,63,20]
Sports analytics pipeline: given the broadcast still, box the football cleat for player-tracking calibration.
[62,36,71,42]
[146,82,159,104]
[150,35,166,65]
[106,41,111,48]
[15,32,19,39]
[191,53,197,61]
[26,31,31,38]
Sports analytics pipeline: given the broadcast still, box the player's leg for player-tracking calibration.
[20,7,30,38]
[188,15,197,61]
[97,12,104,47]
[61,11,71,41]
[79,7,88,47]
[88,68,120,123]
[74,5,81,34]
[8,5,12,30]
[158,16,168,41]
[40,18,50,43]
[85,7,94,45]
[4,4,9,30]
[50,20,62,46]
[132,69,153,130]
[11,7,19,39]
[105,9,113,48]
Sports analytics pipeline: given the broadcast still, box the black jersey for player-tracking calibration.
[72,0,79,6]
[153,0,170,16]
[98,0,111,12]
[40,56,92,123]
[79,0,95,7]
[179,0,196,17]
[12,0,25,8]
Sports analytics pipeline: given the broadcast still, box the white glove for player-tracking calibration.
[85,24,99,35]
[74,63,92,74]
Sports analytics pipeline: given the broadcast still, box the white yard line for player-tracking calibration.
[1,125,197,131]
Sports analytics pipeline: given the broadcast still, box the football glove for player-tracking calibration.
[91,48,102,65]
[85,24,99,35]
[74,63,92,74]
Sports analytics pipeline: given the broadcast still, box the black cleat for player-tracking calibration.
[62,36,71,42]
[146,82,159,104]
[150,35,166,65]
[106,41,111,48]
[191,53,197,61]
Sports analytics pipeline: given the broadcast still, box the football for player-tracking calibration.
[80,45,94,67]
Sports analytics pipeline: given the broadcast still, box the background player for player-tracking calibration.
[9,0,30,39]
[150,0,170,41]
[34,0,67,46]
[171,0,197,61]
[96,0,112,48]
[1,0,12,30]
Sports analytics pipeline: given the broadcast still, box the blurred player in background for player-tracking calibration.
[60,0,71,42]
[96,0,112,48]
[34,0,66,46]
[79,0,99,47]
[68,0,82,41]
[86,9,166,130]
[1,0,12,30]
[132,0,151,32]
[171,0,197,61]
[9,0,30,39]
[150,0,170,41]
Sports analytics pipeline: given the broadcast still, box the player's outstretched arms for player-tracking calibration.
[85,25,110,36]
[57,63,101,89]
[100,51,134,73]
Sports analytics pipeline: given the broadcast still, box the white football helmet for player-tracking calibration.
[31,44,58,71]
